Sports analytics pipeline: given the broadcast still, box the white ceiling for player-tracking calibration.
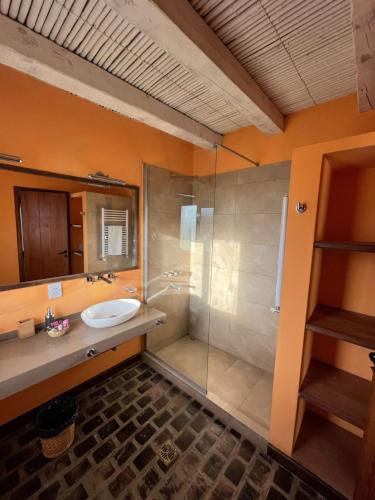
[0,0,356,134]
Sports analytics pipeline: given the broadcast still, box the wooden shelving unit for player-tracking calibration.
[300,360,371,429]
[297,236,375,495]
[307,304,375,349]
[314,241,375,252]
[293,411,362,499]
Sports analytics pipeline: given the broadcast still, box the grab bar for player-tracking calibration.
[271,195,288,313]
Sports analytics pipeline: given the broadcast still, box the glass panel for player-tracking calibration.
[144,150,216,392]
[144,148,290,438]
[206,147,291,438]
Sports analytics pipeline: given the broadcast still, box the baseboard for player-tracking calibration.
[267,444,347,500]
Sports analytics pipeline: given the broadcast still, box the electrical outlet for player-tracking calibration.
[48,281,62,299]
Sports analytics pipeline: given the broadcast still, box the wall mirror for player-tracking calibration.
[0,164,139,290]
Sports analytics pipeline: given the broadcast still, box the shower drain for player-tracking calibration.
[159,439,178,466]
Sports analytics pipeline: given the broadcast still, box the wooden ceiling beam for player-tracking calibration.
[0,16,222,149]
[107,0,285,135]
[351,0,375,111]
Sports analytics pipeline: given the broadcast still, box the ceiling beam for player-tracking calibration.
[351,0,375,111]
[0,16,222,149]
[107,0,284,135]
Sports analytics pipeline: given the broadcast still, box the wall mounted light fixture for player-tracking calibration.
[0,152,22,163]
[88,171,126,186]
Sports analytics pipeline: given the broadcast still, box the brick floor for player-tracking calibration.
[0,360,324,499]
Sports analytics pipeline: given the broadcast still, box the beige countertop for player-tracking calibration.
[0,305,165,399]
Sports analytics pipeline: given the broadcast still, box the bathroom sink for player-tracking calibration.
[81,299,141,328]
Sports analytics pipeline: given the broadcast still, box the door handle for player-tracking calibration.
[58,250,69,257]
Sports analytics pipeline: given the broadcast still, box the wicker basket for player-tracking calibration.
[40,423,75,458]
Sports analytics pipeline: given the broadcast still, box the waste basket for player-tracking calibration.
[36,397,79,458]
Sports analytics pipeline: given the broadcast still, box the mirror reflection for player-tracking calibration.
[0,167,138,288]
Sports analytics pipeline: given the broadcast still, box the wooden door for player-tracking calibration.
[16,189,70,281]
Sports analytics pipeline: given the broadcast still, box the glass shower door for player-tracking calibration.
[144,162,216,393]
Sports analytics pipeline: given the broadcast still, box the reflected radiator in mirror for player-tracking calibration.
[101,208,129,259]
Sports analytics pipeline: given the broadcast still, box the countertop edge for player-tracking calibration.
[0,306,166,400]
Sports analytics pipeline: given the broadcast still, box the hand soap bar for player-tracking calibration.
[17,319,35,339]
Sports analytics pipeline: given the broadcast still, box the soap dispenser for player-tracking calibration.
[45,307,55,330]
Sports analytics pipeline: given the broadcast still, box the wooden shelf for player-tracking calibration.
[300,360,371,429]
[307,304,375,349]
[314,241,375,252]
[293,410,362,499]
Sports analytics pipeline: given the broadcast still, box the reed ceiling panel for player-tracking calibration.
[190,0,356,114]
[0,0,356,133]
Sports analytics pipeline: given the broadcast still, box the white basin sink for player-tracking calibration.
[81,299,141,328]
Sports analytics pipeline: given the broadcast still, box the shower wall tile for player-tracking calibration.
[211,240,240,270]
[212,241,278,276]
[215,161,290,187]
[235,298,279,338]
[148,190,183,214]
[213,214,236,241]
[148,212,181,241]
[209,309,277,374]
[215,170,238,186]
[236,161,291,184]
[235,179,289,214]
[211,267,237,296]
[236,272,275,308]
[147,239,190,271]
[189,295,210,343]
[145,165,193,353]
[235,214,281,245]
[192,181,215,206]
[215,185,236,214]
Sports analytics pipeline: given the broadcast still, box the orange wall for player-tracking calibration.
[269,132,375,456]
[0,64,194,421]
[208,93,375,173]
[312,163,375,381]
[1,63,375,426]
[0,64,193,335]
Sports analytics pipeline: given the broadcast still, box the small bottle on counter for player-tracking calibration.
[45,307,55,330]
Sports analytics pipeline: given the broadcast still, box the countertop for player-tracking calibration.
[0,304,165,399]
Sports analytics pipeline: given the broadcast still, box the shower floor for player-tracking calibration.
[155,336,273,439]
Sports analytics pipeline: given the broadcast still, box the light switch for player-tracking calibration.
[48,281,63,299]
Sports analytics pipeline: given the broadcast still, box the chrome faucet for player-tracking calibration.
[86,272,117,284]
[98,273,113,284]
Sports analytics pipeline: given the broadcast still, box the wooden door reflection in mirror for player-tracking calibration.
[0,165,139,290]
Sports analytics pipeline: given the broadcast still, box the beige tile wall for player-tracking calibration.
[145,166,193,353]
[190,162,291,374]
[145,162,290,375]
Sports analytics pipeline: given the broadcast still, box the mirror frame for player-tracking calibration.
[0,163,139,291]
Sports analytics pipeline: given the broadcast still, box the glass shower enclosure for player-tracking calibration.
[143,162,216,392]
[143,149,290,438]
